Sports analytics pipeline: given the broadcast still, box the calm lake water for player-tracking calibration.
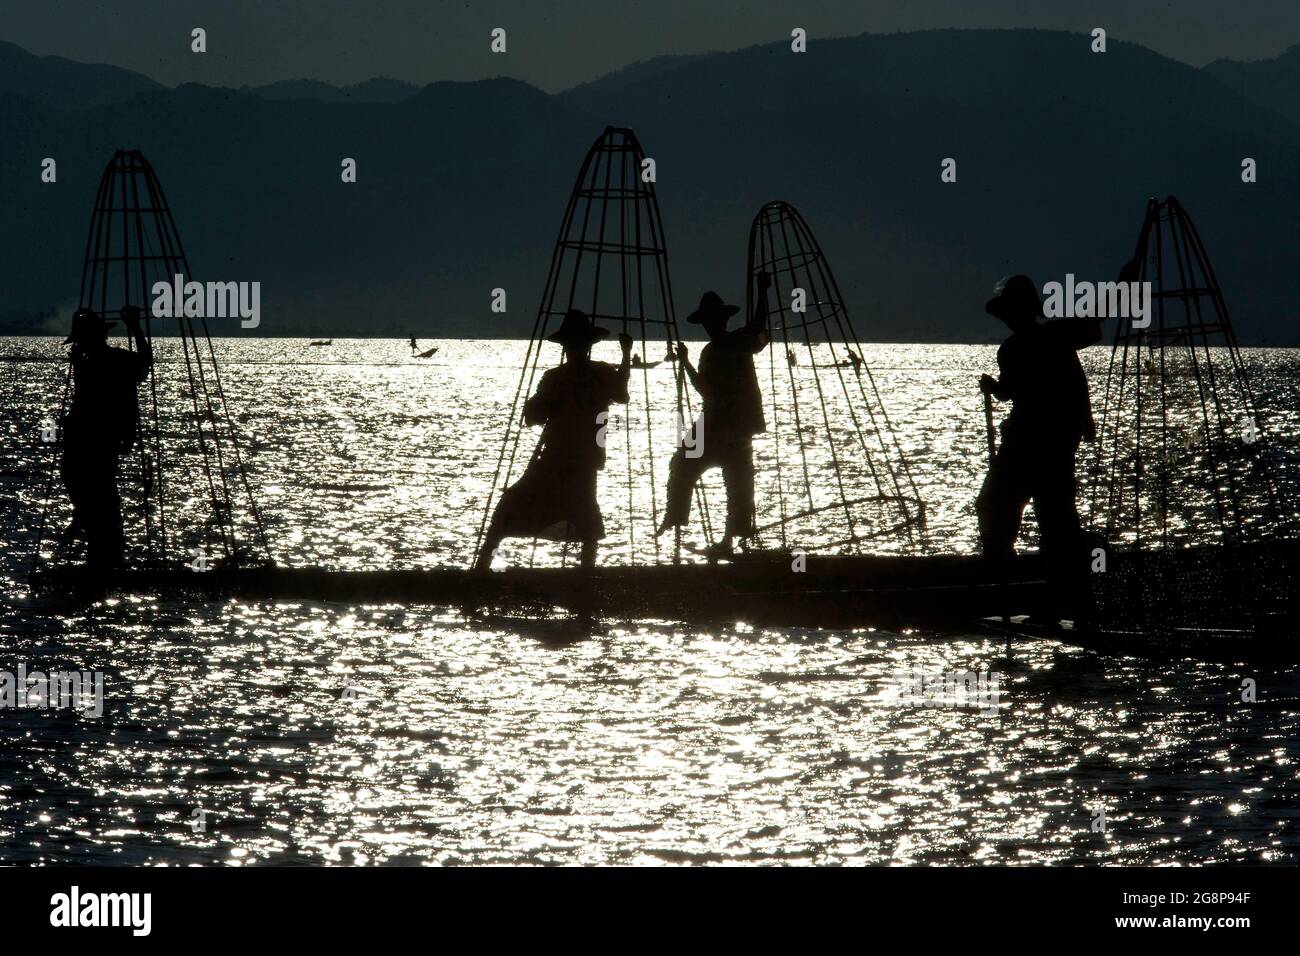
[1,336,1298,864]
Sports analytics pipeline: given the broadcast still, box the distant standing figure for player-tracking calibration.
[60,306,152,568]
[475,309,632,570]
[976,275,1100,560]
[658,272,772,558]
[409,333,418,353]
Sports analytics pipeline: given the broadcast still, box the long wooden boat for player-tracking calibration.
[31,551,1054,630]
[29,540,1300,657]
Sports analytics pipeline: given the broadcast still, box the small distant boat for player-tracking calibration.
[408,335,438,359]
[630,354,660,369]
[308,339,332,347]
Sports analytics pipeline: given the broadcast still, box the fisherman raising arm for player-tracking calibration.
[657,271,772,559]
[475,309,632,570]
[60,304,152,568]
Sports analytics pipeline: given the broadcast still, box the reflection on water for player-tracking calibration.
[1,338,1298,864]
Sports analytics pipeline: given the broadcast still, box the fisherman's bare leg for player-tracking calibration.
[658,441,713,535]
[719,438,755,548]
[75,451,125,569]
[60,445,91,543]
[1031,445,1082,558]
[94,463,125,567]
[977,444,1030,559]
[1029,442,1093,616]
[474,528,503,571]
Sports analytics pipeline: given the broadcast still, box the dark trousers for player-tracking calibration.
[976,436,1082,560]
[61,443,125,568]
[663,430,754,539]
[475,453,603,569]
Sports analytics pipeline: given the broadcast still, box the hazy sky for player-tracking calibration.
[2,0,1297,92]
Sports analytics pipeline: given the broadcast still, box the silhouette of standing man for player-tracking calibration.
[61,305,152,568]
[977,275,1100,560]
[476,309,632,570]
[658,271,772,558]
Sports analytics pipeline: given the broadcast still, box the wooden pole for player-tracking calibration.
[982,385,1009,633]
[983,389,997,467]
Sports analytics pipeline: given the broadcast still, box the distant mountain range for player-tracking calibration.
[0,31,1297,341]
[0,40,421,107]
[1204,45,1300,126]
[237,77,421,104]
[0,39,162,110]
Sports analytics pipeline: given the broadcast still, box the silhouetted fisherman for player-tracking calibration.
[475,309,631,570]
[409,333,418,353]
[60,306,152,568]
[977,275,1100,561]
[657,272,772,559]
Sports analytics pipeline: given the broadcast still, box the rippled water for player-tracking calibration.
[1,337,1298,864]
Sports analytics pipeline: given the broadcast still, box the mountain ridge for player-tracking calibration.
[0,30,1296,342]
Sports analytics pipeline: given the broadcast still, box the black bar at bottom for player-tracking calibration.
[1,865,1280,942]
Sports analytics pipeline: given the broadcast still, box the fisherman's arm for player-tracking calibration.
[676,341,702,393]
[123,305,152,381]
[613,334,633,403]
[1063,258,1134,350]
[522,395,546,426]
[979,373,1012,400]
[746,271,773,352]
[523,372,553,425]
[1050,317,1103,350]
[981,348,1016,401]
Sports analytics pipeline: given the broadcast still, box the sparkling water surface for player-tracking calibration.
[1,337,1297,865]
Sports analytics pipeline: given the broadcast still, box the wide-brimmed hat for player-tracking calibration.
[686,291,741,325]
[985,275,1043,321]
[546,308,609,346]
[63,308,116,344]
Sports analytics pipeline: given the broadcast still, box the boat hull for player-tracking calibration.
[29,541,1300,657]
[30,551,1054,630]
